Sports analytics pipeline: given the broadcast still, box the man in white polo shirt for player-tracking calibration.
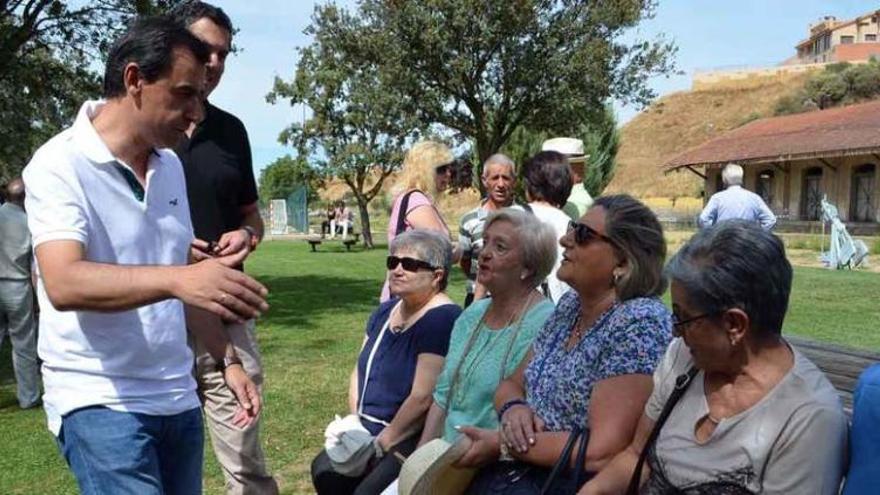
[23,17,269,495]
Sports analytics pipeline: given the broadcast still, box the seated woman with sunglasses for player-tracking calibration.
[381,140,456,302]
[460,195,673,493]
[581,221,847,495]
[312,230,462,495]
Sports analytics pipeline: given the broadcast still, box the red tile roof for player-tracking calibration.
[665,99,880,171]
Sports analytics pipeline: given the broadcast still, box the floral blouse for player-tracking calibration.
[524,290,672,432]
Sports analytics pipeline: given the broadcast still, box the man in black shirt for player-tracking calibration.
[174,3,278,493]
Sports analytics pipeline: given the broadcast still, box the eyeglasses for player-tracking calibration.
[386,255,437,272]
[435,162,453,175]
[567,220,612,245]
[671,312,715,333]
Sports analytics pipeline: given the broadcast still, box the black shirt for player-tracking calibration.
[175,102,258,243]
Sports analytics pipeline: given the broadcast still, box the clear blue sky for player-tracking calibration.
[208,0,879,177]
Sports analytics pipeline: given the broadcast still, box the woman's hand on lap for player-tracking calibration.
[454,426,501,467]
[500,404,543,453]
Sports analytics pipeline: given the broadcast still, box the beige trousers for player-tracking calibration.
[192,320,279,495]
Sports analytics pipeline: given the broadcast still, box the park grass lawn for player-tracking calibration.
[1,239,878,493]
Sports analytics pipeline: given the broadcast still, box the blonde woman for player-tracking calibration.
[381,140,455,302]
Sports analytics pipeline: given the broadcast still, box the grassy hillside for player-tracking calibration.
[606,72,813,198]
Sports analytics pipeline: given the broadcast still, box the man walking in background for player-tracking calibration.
[173,2,278,493]
[0,178,40,410]
[700,162,777,230]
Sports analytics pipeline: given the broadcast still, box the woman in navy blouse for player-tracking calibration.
[312,229,462,495]
[465,195,673,493]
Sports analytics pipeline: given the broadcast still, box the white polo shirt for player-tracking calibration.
[23,100,200,435]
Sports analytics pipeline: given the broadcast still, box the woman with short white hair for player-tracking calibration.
[581,221,847,494]
[312,229,462,495]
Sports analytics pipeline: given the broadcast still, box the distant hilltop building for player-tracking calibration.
[694,9,880,89]
[787,10,880,65]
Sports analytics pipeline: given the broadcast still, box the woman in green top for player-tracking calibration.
[416,208,558,460]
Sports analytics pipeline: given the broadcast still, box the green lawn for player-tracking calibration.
[1,240,878,493]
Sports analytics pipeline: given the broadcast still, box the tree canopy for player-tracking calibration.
[258,154,324,204]
[338,0,675,162]
[774,59,880,116]
[0,0,183,183]
[272,0,675,242]
[268,4,424,247]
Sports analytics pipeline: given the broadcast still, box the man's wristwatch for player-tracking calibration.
[242,226,259,249]
[215,355,243,373]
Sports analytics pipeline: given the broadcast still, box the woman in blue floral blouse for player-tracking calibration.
[460,194,673,493]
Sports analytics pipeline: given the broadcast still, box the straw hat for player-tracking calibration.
[399,436,477,495]
[542,137,587,163]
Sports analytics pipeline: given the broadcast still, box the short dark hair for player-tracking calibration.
[172,1,234,37]
[595,195,668,300]
[665,221,792,340]
[103,15,209,98]
[523,151,573,208]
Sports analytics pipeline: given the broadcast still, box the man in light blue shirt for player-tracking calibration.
[699,163,776,230]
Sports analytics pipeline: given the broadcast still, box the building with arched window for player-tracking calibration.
[665,99,880,230]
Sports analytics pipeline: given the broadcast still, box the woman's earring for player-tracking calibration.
[612,271,622,286]
[520,272,528,280]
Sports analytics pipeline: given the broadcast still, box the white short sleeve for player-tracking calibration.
[761,405,848,494]
[23,151,89,248]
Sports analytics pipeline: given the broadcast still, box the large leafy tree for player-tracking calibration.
[345,0,674,167]
[258,154,324,205]
[0,0,183,183]
[269,5,423,248]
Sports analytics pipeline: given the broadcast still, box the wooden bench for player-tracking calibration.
[788,335,880,416]
[308,233,360,252]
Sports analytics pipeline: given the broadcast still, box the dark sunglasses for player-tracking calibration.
[386,256,437,272]
[567,220,612,245]
[434,162,453,175]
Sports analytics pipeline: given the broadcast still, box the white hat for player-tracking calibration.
[399,436,477,495]
[542,137,587,163]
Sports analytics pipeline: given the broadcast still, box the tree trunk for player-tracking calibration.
[355,197,374,248]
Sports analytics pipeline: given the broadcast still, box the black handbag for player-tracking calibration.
[539,426,592,494]
[464,428,592,495]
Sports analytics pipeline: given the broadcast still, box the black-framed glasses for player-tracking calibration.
[567,220,612,245]
[671,312,714,332]
[386,255,437,272]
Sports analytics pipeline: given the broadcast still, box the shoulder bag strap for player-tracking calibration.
[570,427,591,488]
[357,310,394,427]
[625,366,698,495]
[395,190,418,236]
[540,427,583,495]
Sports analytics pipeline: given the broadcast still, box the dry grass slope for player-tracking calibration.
[607,73,813,198]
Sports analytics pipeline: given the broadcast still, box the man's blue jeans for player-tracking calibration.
[57,406,204,495]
